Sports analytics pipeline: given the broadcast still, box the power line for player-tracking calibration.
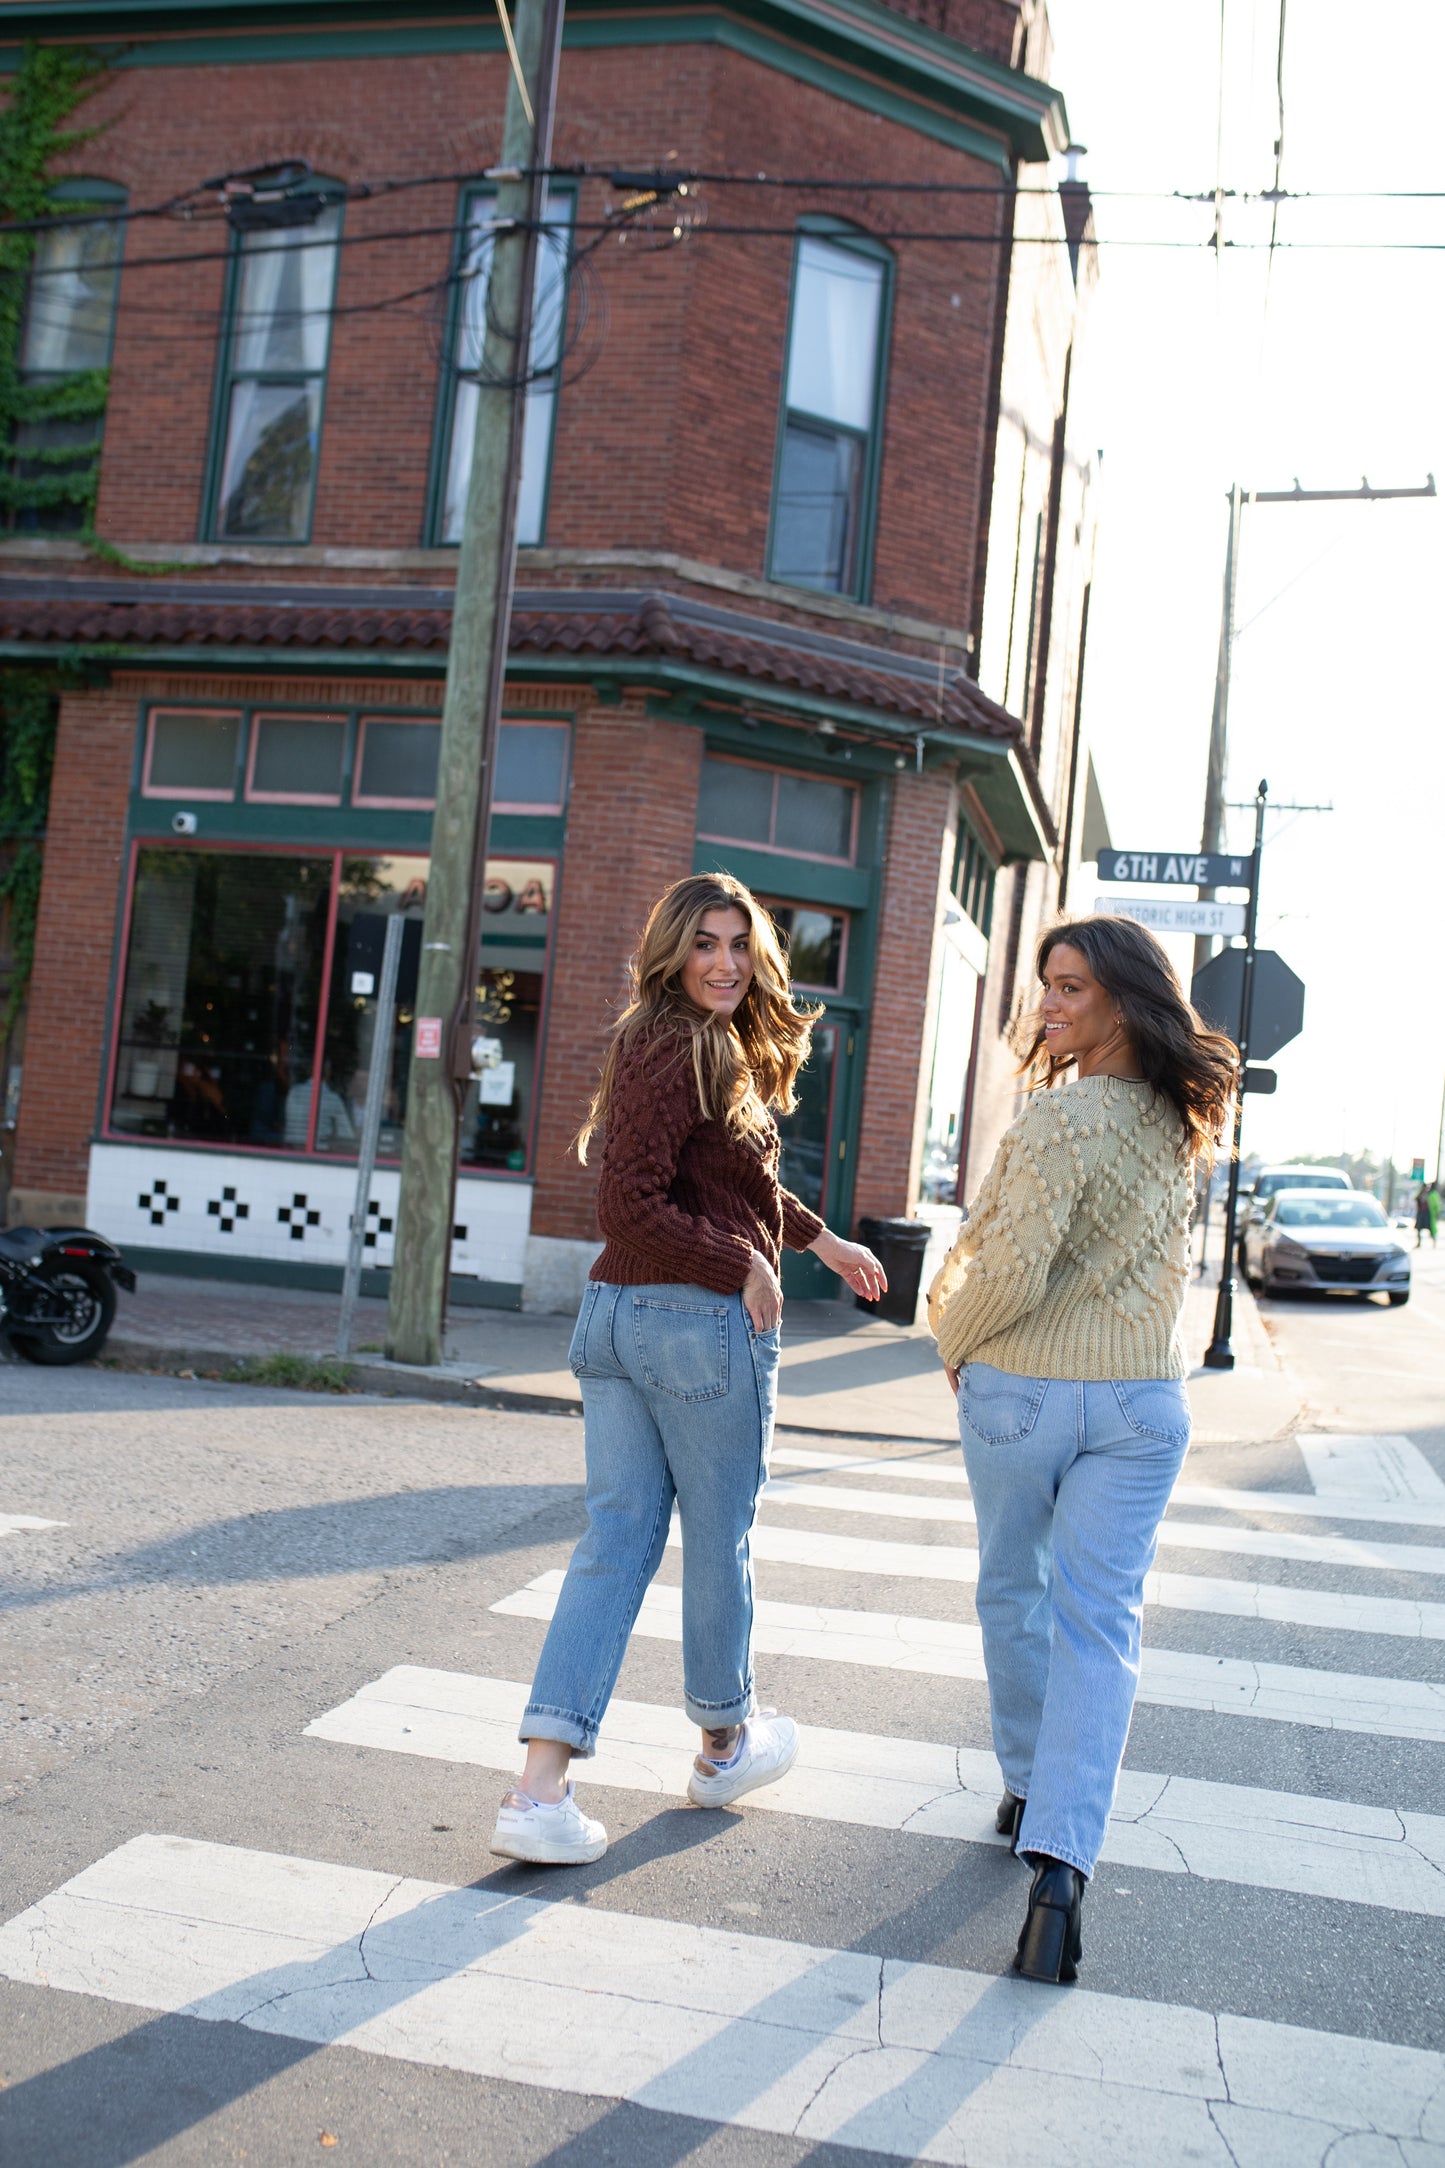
[6,167,1445,244]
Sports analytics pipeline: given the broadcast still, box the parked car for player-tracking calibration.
[1237,1164,1354,1266]
[1241,1190,1411,1305]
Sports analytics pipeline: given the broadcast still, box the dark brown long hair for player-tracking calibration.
[1018,915,1238,1161]
[575,873,821,1162]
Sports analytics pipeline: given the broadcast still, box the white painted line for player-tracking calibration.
[493,1576,1445,1744]
[0,1513,65,1536]
[724,1522,1445,1642]
[763,1479,1445,1576]
[770,1441,1445,1530]
[306,1669,1445,1918]
[2,1835,1440,2167]
[1297,1435,1445,1505]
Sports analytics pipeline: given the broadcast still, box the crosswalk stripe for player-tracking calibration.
[770,1442,1445,1530]
[305,1669,1445,1918]
[2,1834,1439,2167]
[1298,1434,1445,1504]
[0,1513,65,1536]
[764,1479,1445,1576]
[492,1575,1445,1743]
[707,1523,1445,1642]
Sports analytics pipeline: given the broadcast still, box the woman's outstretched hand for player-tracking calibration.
[808,1227,888,1303]
[741,1248,784,1333]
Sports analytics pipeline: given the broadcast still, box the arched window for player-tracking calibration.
[767,222,893,601]
[205,178,343,542]
[8,177,126,534]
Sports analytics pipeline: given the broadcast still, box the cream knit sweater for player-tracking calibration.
[928,1074,1194,1381]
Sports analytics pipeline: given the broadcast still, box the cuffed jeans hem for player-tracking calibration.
[683,1687,755,1730]
[518,1705,595,1757]
[1020,1836,1094,1880]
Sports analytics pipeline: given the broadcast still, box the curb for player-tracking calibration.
[100,1334,584,1417]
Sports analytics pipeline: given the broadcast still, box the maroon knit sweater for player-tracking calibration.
[590,1030,825,1292]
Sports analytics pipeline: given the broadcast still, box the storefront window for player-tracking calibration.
[460,858,552,1171]
[776,1022,836,1216]
[312,856,430,1159]
[110,850,332,1148]
[698,755,856,862]
[109,847,552,1173]
[766,901,846,991]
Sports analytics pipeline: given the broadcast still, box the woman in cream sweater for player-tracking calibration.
[930,915,1235,1983]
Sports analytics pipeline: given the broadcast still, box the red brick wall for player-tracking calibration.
[69,39,1006,636]
[851,767,957,1221]
[11,689,135,1197]
[529,703,704,1242]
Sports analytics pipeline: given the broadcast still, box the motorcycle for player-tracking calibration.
[0,1224,136,1365]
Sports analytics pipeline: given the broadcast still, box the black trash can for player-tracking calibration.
[854,1215,932,1327]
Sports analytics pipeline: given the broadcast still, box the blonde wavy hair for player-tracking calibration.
[576,873,821,1162]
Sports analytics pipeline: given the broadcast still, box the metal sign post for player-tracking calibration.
[337,913,405,1358]
[1202,781,1268,1371]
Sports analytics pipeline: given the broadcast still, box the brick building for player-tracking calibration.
[0,0,1100,1310]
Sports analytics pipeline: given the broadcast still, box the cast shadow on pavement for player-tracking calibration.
[0,1813,708,2168]
[0,1823,1019,2168]
[0,1481,584,1618]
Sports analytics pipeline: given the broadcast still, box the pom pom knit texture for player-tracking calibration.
[928,1075,1194,1381]
[590,1030,824,1293]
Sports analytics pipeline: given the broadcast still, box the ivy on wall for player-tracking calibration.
[0,42,109,533]
[0,50,108,1028]
[0,667,61,1027]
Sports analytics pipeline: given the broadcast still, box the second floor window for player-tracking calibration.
[432,186,572,547]
[769,229,890,600]
[208,193,342,541]
[8,181,125,533]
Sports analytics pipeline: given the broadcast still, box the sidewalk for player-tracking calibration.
[97,1255,1305,1447]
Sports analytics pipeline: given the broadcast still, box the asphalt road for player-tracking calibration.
[1,1332,1443,2167]
[1253,1234,1445,1438]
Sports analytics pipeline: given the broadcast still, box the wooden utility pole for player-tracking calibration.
[385,0,565,1367]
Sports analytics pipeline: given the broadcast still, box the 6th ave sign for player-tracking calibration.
[1096,848,1254,888]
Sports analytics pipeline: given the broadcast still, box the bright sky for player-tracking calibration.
[1046,0,1445,1174]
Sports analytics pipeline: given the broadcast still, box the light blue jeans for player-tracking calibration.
[520,1281,780,1754]
[960,1360,1192,1879]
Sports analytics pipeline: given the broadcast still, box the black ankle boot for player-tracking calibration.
[1014,1854,1084,1983]
[994,1789,1025,1848]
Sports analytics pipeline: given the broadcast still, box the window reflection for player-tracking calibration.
[109,850,552,1174]
[460,859,552,1171]
[110,850,331,1148]
[312,856,429,1159]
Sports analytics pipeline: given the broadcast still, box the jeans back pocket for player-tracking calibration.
[1111,1378,1191,1446]
[962,1364,1048,1443]
[632,1295,730,1402]
[567,1282,601,1376]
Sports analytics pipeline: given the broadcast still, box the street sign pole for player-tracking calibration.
[1203,779,1268,1371]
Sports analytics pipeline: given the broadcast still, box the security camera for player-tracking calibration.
[171,811,198,836]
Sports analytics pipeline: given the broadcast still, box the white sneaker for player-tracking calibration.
[489,1783,607,1865]
[686,1712,799,1808]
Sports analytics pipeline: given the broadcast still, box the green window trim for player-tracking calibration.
[424,180,576,550]
[766,216,894,607]
[953,814,996,937]
[200,179,344,546]
[5,176,127,536]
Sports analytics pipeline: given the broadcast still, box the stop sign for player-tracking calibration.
[1190,948,1305,1062]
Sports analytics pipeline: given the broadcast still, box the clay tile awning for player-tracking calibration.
[0,580,1053,855]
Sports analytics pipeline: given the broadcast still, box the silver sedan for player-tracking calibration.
[1242,1189,1412,1306]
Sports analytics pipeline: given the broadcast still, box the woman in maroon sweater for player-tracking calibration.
[491,873,885,1865]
